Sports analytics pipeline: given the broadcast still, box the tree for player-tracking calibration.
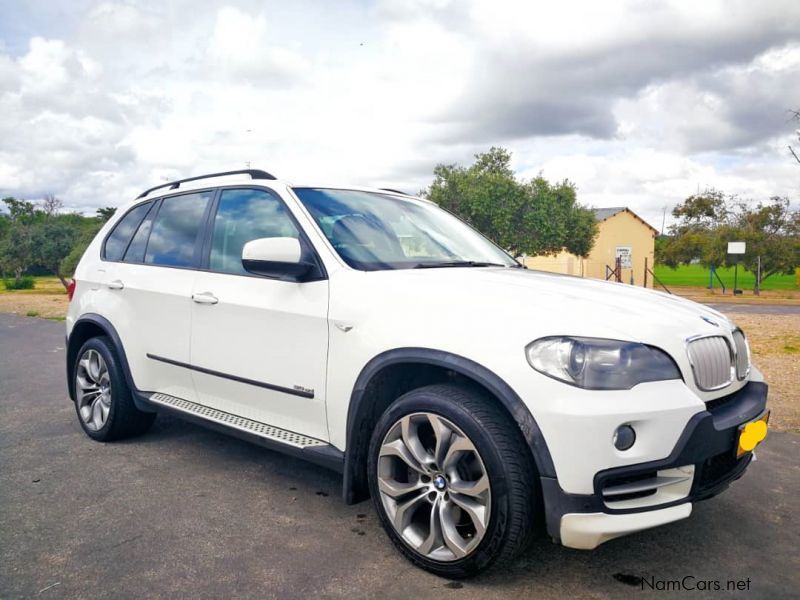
[661,189,799,286]
[96,206,117,222]
[41,193,64,217]
[0,195,91,288]
[2,196,37,222]
[33,215,82,288]
[424,147,598,258]
[60,207,116,279]
[734,197,800,281]
[0,214,9,272]
[0,197,38,283]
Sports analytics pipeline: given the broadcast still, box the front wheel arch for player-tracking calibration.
[342,348,556,505]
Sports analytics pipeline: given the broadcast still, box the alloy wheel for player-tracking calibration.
[376,412,491,562]
[76,349,112,431]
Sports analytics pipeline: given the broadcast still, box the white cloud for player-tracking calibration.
[85,2,161,40]
[615,43,800,153]
[205,6,311,84]
[0,0,797,218]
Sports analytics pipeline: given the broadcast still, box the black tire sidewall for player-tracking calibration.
[73,336,128,441]
[367,387,518,577]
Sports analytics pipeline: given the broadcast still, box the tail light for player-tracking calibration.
[67,279,76,301]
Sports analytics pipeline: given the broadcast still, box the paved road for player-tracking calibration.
[1,313,798,599]
[705,303,800,315]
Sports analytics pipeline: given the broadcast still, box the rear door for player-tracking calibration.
[100,190,214,400]
[189,187,330,440]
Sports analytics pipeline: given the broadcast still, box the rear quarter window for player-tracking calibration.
[122,203,158,263]
[103,202,153,261]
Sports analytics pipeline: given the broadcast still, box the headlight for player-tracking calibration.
[525,336,681,390]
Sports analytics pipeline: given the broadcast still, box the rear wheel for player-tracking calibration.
[368,383,537,578]
[73,336,155,441]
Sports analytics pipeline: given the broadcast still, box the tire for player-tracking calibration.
[367,383,537,578]
[72,336,156,441]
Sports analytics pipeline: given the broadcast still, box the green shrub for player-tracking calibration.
[26,310,40,317]
[3,276,36,290]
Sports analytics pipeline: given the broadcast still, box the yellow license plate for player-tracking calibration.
[736,410,770,458]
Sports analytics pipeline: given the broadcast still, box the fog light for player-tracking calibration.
[613,424,636,451]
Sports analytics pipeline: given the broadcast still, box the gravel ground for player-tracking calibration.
[724,312,800,432]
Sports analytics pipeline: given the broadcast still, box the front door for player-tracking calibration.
[189,188,330,441]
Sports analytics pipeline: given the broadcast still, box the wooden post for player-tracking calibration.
[756,256,761,296]
[644,257,648,288]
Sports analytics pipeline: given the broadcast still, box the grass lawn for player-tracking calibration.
[0,276,66,295]
[654,264,798,290]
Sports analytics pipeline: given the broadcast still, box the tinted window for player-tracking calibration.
[209,189,300,275]
[103,202,152,261]
[123,202,157,263]
[145,192,212,267]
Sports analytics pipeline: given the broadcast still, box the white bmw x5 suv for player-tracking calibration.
[66,169,769,577]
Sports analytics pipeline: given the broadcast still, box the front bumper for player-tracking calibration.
[542,381,768,549]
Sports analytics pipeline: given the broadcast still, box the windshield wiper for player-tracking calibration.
[413,261,510,269]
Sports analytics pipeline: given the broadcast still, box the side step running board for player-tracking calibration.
[145,392,344,472]
[150,392,325,448]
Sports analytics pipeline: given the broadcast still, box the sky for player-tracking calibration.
[0,0,798,229]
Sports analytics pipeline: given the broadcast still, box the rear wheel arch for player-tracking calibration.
[342,348,556,504]
[67,314,139,404]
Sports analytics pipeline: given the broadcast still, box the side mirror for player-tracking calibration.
[241,237,315,281]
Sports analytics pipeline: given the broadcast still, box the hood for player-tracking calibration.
[334,266,736,347]
[329,265,749,402]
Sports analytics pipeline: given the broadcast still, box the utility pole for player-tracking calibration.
[661,205,667,235]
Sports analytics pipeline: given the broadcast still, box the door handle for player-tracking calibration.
[192,292,219,305]
[107,280,125,290]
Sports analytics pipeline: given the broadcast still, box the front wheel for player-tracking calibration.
[367,384,538,578]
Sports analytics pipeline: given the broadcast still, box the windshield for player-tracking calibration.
[292,188,519,271]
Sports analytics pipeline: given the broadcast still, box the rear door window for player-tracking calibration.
[103,202,152,261]
[144,191,213,267]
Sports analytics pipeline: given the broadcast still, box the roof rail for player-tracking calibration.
[136,169,277,199]
[379,188,413,196]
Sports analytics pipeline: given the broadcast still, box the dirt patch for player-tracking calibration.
[671,286,799,305]
[672,286,800,306]
[0,277,68,319]
[0,293,68,319]
[726,312,800,432]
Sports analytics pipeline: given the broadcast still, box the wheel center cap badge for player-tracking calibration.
[433,475,447,490]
